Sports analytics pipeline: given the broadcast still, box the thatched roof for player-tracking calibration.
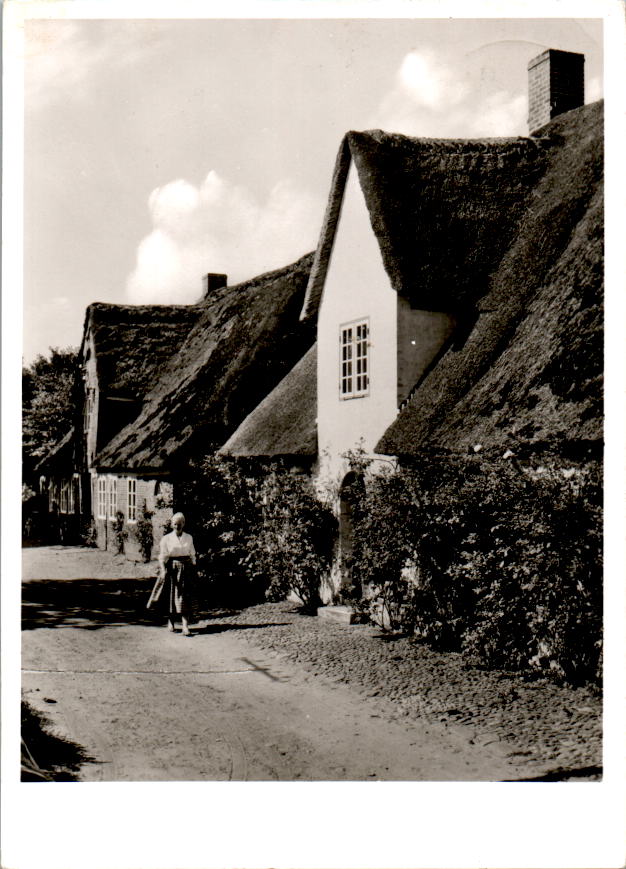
[34,427,75,474]
[83,303,203,399]
[95,253,315,472]
[220,344,317,458]
[377,101,603,458]
[300,129,548,322]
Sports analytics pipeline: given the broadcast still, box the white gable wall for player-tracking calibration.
[317,162,398,486]
[83,331,99,469]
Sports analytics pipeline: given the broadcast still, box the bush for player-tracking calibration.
[81,516,98,548]
[349,453,602,685]
[135,500,154,563]
[112,510,128,555]
[253,468,336,613]
[176,457,266,608]
[178,458,336,612]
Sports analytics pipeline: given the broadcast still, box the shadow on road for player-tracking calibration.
[193,622,290,635]
[21,700,97,781]
[22,578,290,632]
[22,578,162,630]
[504,765,602,782]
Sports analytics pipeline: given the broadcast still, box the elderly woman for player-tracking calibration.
[147,512,197,636]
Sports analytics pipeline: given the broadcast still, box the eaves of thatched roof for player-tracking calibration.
[83,303,203,399]
[94,253,315,473]
[219,343,317,458]
[300,126,549,322]
[376,100,603,458]
[34,427,75,474]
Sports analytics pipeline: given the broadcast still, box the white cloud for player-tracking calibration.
[126,172,323,304]
[398,51,469,110]
[373,50,527,139]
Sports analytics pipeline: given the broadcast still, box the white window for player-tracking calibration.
[97,477,107,519]
[127,478,137,522]
[108,478,118,519]
[340,320,369,399]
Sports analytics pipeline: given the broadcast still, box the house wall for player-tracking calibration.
[91,472,172,562]
[315,163,459,603]
[316,161,398,488]
[82,333,99,469]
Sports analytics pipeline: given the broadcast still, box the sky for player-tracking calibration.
[23,16,604,362]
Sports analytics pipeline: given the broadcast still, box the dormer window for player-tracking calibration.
[340,319,369,399]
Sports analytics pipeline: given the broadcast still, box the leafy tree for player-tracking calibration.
[22,347,78,478]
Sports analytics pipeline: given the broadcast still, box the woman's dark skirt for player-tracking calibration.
[147,556,196,615]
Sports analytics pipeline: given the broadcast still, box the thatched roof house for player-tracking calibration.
[225,99,603,465]
[299,131,547,323]
[377,100,603,459]
[79,301,205,467]
[34,427,75,476]
[82,302,204,399]
[94,253,315,473]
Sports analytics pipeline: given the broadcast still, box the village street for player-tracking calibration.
[21,546,602,783]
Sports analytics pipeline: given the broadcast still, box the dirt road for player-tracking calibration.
[22,545,528,782]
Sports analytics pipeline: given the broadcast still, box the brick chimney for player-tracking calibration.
[528,49,585,135]
[202,273,227,298]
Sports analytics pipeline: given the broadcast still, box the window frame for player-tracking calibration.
[96,477,107,520]
[339,318,370,400]
[127,478,137,523]
[108,477,118,520]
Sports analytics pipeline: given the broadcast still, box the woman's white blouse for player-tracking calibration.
[159,531,196,570]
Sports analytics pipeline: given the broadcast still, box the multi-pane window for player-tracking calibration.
[340,320,369,399]
[108,478,118,519]
[97,477,107,519]
[127,478,137,522]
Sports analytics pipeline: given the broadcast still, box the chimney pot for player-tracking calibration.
[202,273,227,298]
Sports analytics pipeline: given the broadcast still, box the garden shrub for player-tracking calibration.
[253,468,336,614]
[349,452,602,685]
[176,457,265,608]
[81,516,98,548]
[112,510,128,555]
[177,457,335,612]
[135,500,154,563]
